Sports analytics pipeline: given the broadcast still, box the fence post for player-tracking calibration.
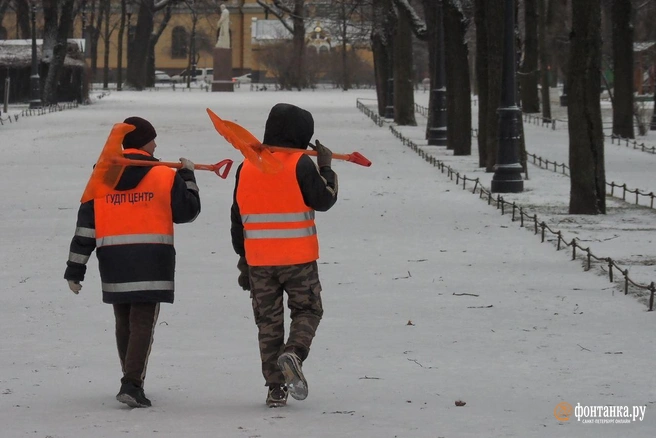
[557,231,562,250]
[608,258,613,282]
[3,77,9,114]
[624,270,629,295]
[534,215,538,234]
[541,222,546,242]
[649,283,655,311]
[572,239,577,260]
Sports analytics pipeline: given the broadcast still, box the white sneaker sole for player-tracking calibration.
[277,354,308,401]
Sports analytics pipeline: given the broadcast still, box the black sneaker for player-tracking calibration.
[277,351,308,401]
[266,384,288,408]
[116,382,152,408]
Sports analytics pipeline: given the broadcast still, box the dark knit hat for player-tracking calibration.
[123,116,157,149]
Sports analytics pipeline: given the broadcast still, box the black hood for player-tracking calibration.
[262,103,314,150]
[114,152,159,191]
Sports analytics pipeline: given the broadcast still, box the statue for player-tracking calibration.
[215,4,230,49]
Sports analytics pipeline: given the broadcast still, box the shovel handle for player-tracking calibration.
[262,145,372,167]
[111,157,234,179]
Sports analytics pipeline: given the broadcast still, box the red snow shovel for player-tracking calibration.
[206,108,372,173]
[81,123,233,203]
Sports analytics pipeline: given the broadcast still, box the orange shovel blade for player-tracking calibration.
[80,123,135,203]
[206,108,282,174]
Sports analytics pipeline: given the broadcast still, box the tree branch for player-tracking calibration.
[392,0,427,40]
[256,0,293,33]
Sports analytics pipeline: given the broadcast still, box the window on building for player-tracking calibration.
[171,26,188,59]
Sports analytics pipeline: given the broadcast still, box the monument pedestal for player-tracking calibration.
[212,47,234,92]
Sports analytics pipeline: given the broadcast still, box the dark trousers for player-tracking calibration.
[112,302,160,388]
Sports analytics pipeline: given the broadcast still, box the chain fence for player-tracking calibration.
[357,99,656,311]
[0,90,110,127]
[526,152,656,210]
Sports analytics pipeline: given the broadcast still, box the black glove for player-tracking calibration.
[311,139,332,168]
[237,256,250,291]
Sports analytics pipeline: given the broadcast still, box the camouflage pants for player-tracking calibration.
[249,261,323,386]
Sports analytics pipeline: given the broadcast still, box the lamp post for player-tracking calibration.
[384,50,394,119]
[80,5,87,103]
[428,2,447,146]
[29,3,42,109]
[491,0,524,193]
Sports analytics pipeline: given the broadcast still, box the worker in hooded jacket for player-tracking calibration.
[231,103,338,407]
[64,116,201,408]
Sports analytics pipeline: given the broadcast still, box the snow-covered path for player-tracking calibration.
[1,89,654,438]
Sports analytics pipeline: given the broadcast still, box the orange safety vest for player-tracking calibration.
[237,152,319,266]
[95,152,175,249]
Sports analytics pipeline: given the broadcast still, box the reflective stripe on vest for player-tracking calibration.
[237,152,319,266]
[97,233,174,247]
[102,280,174,293]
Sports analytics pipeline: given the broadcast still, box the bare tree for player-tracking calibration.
[568,0,606,214]
[320,0,371,91]
[126,0,175,90]
[257,0,308,90]
[371,0,395,115]
[611,0,634,139]
[443,0,471,155]
[520,0,539,112]
[392,0,416,125]
[42,0,75,104]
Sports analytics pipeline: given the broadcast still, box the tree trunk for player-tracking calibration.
[126,1,155,90]
[42,0,75,105]
[484,0,505,172]
[611,0,634,139]
[568,0,605,214]
[393,3,416,126]
[474,0,488,167]
[90,0,103,82]
[340,2,350,91]
[372,35,390,116]
[290,0,306,90]
[15,0,30,39]
[371,0,394,116]
[444,0,471,155]
[538,0,551,121]
[520,0,540,112]
[420,0,437,140]
[116,0,126,90]
[102,0,110,89]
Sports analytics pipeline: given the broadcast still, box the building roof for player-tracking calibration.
[251,19,371,47]
[0,39,85,68]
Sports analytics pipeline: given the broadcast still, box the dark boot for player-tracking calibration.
[116,382,152,408]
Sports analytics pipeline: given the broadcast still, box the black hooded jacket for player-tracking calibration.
[230,103,338,257]
[64,152,201,303]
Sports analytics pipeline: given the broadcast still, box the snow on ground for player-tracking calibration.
[0,88,655,438]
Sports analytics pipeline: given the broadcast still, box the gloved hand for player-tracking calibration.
[311,139,332,168]
[237,256,250,291]
[179,157,195,171]
[68,280,82,294]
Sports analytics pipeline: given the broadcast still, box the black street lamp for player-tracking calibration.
[79,5,87,103]
[651,92,656,130]
[428,2,447,146]
[29,3,42,109]
[491,0,524,193]
[384,50,394,119]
